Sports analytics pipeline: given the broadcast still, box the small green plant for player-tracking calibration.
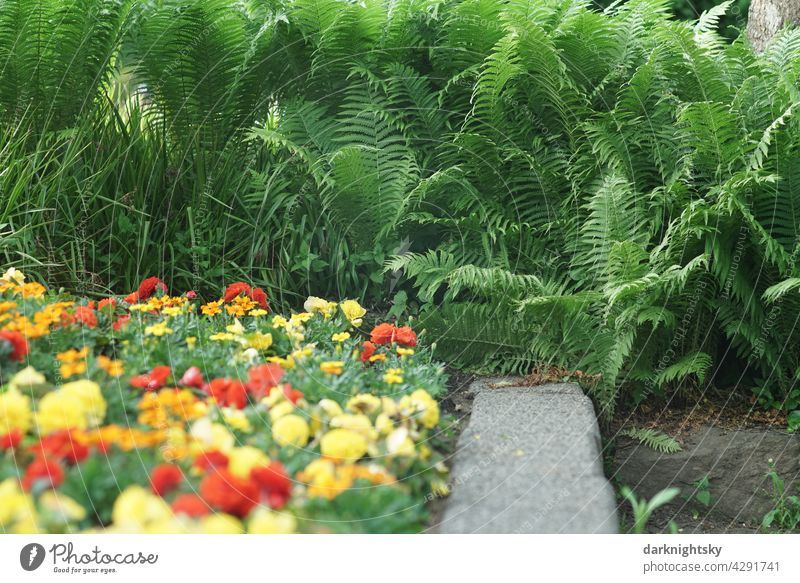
[620,486,681,534]
[761,464,800,532]
[620,428,682,454]
[684,475,713,520]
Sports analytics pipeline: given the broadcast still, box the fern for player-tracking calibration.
[620,428,682,454]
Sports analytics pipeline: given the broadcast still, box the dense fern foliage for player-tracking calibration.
[1,0,799,415]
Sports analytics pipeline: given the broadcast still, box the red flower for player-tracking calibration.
[21,457,64,491]
[130,365,172,391]
[200,468,258,518]
[150,464,183,496]
[98,297,117,311]
[245,364,284,399]
[0,429,22,450]
[137,276,168,300]
[193,450,229,472]
[360,341,376,363]
[112,314,130,331]
[74,306,97,329]
[394,326,417,347]
[124,292,139,304]
[172,494,209,517]
[32,430,89,464]
[180,366,204,389]
[251,461,292,509]
[223,282,252,303]
[282,384,304,404]
[250,287,269,310]
[370,323,396,345]
[0,330,28,361]
[206,378,248,409]
[185,290,197,300]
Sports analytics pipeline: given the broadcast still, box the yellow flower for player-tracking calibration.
[386,427,415,457]
[397,347,415,357]
[248,508,297,534]
[271,315,288,328]
[330,414,376,440]
[0,387,32,434]
[226,319,245,335]
[346,394,380,414]
[97,355,124,377]
[56,346,90,363]
[0,478,37,533]
[201,300,223,316]
[36,381,106,434]
[267,355,295,369]
[228,446,270,479]
[320,361,344,375]
[383,368,403,384]
[317,399,344,418]
[304,296,337,316]
[161,306,182,317]
[320,428,367,463]
[59,361,87,378]
[248,331,273,351]
[339,299,366,326]
[369,353,386,363]
[272,414,310,447]
[269,401,295,422]
[189,419,235,453]
[2,267,25,284]
[9,366,45,390]
[249,309,268,317]
[199,514,243,534]
[431,480,451,497]
[375,413,393,436]
[144,322,173,336]
[39,491,87,524]
[331,331,351,342]
[222,408,252,433]
[186,336,197,348]
[111,486,172,531]
[209,332,235,342]
[401,389,440,428]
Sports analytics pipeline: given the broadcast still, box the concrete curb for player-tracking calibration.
[437,377,618,533]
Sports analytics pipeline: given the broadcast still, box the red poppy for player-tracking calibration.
[150,464,184,496]
[223,282,252,303]
[130,365,172,391]
[360,341,376,363]
[172,494,209,518]
[0,429,22,450]
[206,378,248,409]
[112,314,130,331]
[199,468,258,518]
[0,330,28,361]
[31,430,89,464]
[137,276,168,300]
[370,323,396,345]
[251,461,292,509]
[98,297,117,311]
[250,287,269,310]
[21,457,64,491]
[394,325,417,347]
[193,450,229,472]
[245,364,284,399]
[180,366,204,389]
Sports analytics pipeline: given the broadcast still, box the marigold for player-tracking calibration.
[370,323,396,345]
[130,366,171,391]
[0,387,32,434]
[207,378,248,409]
[360,340,376,363]
[199,468,258,518]
[201,300,223,316]
[0,330,28,361]
[149,464,183,496]
[272,414,310,447]
[320,361,344,375]
[31,429,89,464]
[250,461,292,509]
[246,363,284,399]
[171,494,209,518]
[21,456,64,491]
[137,276,168,300]
[320,428,368,463]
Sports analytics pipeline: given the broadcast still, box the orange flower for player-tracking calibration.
[130,365,172,391]
[206,378,248,409]
[199,468,258,517]
[223,282,252,303]
[150,464,184,496]
[245,364,284,399]
[370,323,396,345]
[172,494,209,517]
[22,457,64,491]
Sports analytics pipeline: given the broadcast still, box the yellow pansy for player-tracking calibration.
[339,299,366,326]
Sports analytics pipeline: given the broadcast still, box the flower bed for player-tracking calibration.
[0,270,450,533]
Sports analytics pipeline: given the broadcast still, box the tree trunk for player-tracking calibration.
[747,0,800,52]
